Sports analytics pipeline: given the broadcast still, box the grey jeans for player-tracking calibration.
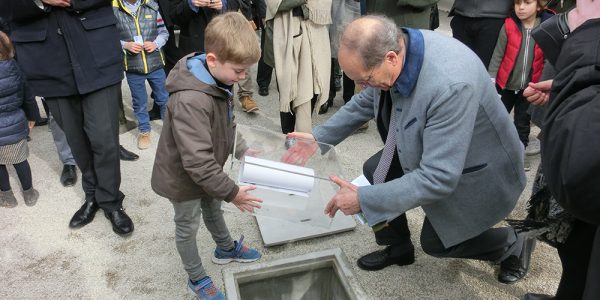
[171,197,235,282]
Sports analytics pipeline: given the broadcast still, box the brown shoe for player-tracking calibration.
[240,96,258,113]
[137,132,151,150]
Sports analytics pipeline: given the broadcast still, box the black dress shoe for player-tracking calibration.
[60,164,77,187]
[357,245,415,271]
[104,208,134,236]
[523,293,553,300]
[498,236,536,284]
[258,85,269,96]
[119,145,139,161]
[69,200,99,228]
[35,118,48,126]
[148,106,161,121]
[318,99,333,115]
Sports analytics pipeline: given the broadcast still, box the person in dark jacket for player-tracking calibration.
[521,2,600,299]
[169,0,221,56]
[450,0,513,68]
[3,0,134,236]
[0,31,40,208]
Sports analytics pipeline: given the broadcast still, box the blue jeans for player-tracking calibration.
[125,69,169,133]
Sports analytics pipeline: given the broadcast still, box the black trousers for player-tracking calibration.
[46,84,122,211]
[555,220,600,300]
[450,15,505,68]
[256,26,273,89]
[342,72,355,104]
[500,89,531,148]
[279,95,317,134]
[363,150,517,261]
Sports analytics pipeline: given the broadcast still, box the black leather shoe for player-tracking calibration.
[69,200,99,228]
[60,164,77,187]
[258,85,269,96]
[35,118,48,126]
[357,246,415,271]
[119,145,139,161]
[523,293,553,300]
[148,105,161,121]
[498,236,536,284]
[104,208,134,236]
[318,99,333,115]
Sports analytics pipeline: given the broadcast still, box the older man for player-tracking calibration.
[287,15,531,283]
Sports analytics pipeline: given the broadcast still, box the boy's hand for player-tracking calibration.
[143,41,157,53]
[28,121,35,130]
[124,42,143,54]
[232,185,262,213]
[243,148,261,158]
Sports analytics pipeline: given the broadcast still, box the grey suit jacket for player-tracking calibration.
[313,30,526,247]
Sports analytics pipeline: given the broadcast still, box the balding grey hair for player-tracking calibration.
[339,15,404,70]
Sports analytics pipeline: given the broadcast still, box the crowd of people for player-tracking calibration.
[0,0,598,299]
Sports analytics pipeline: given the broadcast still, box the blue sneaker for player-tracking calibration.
[188,276,225,300]
[212,235,261,265]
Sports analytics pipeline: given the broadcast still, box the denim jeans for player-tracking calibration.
[125,69,169,133]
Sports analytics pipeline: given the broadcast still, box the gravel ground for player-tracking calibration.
[0,10,561,299]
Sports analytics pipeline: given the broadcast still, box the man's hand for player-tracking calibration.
[281,132,318,166]
[232,185,262,213]
[42,0,71,7]
[523,80,552,106]
[124,42,143,54]
[324,175,360,218]
[28,121,35,130]
[143,41,157,53]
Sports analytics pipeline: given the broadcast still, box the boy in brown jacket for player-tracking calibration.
[151,12,262,300]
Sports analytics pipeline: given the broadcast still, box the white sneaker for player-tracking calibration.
[525,139,540,156]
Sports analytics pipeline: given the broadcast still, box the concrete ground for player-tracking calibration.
[0,9,560,300]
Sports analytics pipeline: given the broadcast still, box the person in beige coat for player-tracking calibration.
[266,0,331,134]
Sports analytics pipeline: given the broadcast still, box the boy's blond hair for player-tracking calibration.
[204,12,261,65]
[0,31,15,61]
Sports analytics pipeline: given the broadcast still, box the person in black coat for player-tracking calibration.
[521,2,600,299]
[169,0,221,56]
[3,0,134,236]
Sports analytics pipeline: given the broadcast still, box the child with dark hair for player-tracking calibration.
[0,31,40,207]
[488,0,553,171]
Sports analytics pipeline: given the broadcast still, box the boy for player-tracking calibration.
[151,12,263,300]
[113,0,170,149]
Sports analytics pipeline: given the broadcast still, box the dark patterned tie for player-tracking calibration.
[373,109,397,184]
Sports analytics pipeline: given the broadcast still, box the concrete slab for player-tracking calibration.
[256,214,356,247]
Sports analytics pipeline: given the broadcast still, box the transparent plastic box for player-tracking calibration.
[225,125,345,229]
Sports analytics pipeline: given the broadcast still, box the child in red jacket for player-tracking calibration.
[488,0,553,171]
